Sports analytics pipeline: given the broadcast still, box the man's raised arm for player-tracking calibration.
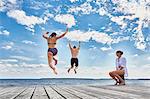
[78,41,81,49]
[69,41,72,49]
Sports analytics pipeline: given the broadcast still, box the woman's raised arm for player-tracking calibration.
[56,28,69,39]
[42,32,49,39]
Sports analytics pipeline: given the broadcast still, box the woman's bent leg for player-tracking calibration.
[48,52,57,74]
[111,70,125,85]
[53,57,58,65]
[109,72,119,85]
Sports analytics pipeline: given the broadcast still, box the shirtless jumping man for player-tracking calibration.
[68,41,80,74]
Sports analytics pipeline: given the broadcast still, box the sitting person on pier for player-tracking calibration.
[109,50,128,85]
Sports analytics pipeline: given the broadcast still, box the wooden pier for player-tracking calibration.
[0,85,149,99]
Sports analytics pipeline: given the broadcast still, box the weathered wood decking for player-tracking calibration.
[0,85,149,99]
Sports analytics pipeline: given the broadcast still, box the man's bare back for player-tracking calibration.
[71,48,79,58]
[68,42,80,74]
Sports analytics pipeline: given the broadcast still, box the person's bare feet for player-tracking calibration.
[53,69,58,75]
[51,66,58,75]
[114,80,120,85]
[68,69,70,73]
[114,82,118,85]
[119,81,125,86]
[54,71,58,75]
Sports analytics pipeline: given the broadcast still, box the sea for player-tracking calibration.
[0,78,150,86]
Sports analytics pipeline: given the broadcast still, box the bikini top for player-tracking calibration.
[48,42,56,45]
[47,37,57,45]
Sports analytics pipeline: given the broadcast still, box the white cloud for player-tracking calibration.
[70,0,78,3]
[1,1,53,33]
[2,45,12,50]
[89,45,97,51]
[44,13,54,19]
[0,62,47,68]
[112,0,149,21]
[133,30,146,50]
[65,30,130,45]
[127,64,150,79]
[0,30,10,36]
[0,58,150,78]
[66,30,92,41]
[58,60,67,65]
[22,40,37,46]
[0,0,20,12]
[10,56,34,61]
[68,1,108,16]
[0,0,4,10]
[0,59,18,63]
[0,1,6,11]
[97,7,107,16]
[25,27,35,33]
[54,14,76,28]
[92,31,113,45]
[110,32,121,36]
[68,2,94,15]
[113,36,130,44]
[147,57,150,60]
[7,0,16,4]
[133,54,138,57]
[110,16,127,29]
[1,42,14,50]
[110,0,149,50]
[30,1,52,10]
[67,1,148,51]
[100,46,112,51]
[39,55,45,58]
[0,62,49,78]
[7,10,47,32]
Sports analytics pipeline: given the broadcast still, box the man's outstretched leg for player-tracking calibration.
[68,66,74,73]
[74,58,78,74]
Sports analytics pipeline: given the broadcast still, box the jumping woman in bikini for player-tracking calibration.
[43,27,69,74]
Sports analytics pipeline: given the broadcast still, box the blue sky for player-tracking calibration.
[0,0,150,79]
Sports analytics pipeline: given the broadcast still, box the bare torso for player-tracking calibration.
[71,48,79,58]
[47,37,57,48]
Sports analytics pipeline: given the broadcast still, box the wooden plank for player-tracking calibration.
[0,87,11,94]
[0,87,5,91]
[0,85,149,99]
[90,85,150,98]
[44,86,64,99]
[74,86,144,99]
[51,86,82,99]
[0,87,18,95]
[14,87,35,99]
[70,86,117,99]
[31,86,49,99]
[125,85,150,92]
[0,87,26,99]
[59,86,99,99]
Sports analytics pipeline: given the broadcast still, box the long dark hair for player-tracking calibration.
[49,32,57,38]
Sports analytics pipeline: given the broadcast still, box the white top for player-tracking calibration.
[116,57,128,77]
